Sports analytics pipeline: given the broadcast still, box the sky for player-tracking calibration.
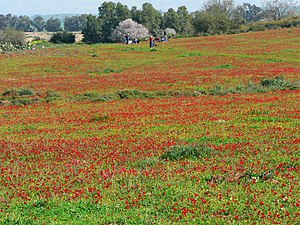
[0,0,262,16]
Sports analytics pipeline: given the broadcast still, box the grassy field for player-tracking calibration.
[0,28,299,224]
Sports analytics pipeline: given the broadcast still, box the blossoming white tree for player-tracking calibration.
[165,28,176,36]
[111,19,149,42]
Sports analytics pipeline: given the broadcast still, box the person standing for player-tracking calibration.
[125,33,129,44]
[149,35,154,48]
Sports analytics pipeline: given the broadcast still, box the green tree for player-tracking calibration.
[192,11,216,34]
[162,8,180,32]
[82,14,102,44]
[78,14,88,30]
[0,15,7,30]
[64,16,83,31]
[230,5,246,30]
[32,16,45,31]
[131,6,143,24]
[5,14,18,29]
[98,1,116,42]
[177,6,193,34]
[98,2,131,42]
[194,0,234,34]
[141,3,161,35]
[45,17,61,32]
[115,2,131,22]
[16,15,32,32]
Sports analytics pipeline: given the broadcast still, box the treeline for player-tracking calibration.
[81,0,299,43]
[0,14,88,32]
[0,0,299,41]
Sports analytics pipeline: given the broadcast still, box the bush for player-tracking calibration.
[49,31,75,44]
[116,89,153,99]
[0,28,26,46]
[247,17,300,32]
[160,145,214,161]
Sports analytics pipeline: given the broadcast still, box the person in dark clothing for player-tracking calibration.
[125,33,129,44]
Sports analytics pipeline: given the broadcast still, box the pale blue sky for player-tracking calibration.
[0,0,262,16]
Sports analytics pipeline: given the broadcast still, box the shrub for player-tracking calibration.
[17,88,35,96]
[44,90,62,102]
[49,31,75,44]
[0,28,26,46]
[116,89,153,99]
[160,145,214,161]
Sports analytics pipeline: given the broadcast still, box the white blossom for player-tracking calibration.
[111,19,149,42]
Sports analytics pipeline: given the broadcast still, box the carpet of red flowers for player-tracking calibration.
[0,28,299,224]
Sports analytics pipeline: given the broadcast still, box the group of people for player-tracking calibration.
[124,32,169,48]
[124,33,140,45]
[149,34,168,48]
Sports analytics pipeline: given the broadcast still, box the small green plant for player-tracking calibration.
[160,145,214,161]
[2,88,35,97]
[178,52,203,57]
[116,89,153,99]
[45,90,62,102]
[17,88,35,96]
[209,84,228,95]
[90,114,110,122]
[103,68,121,74]
[213,64,235,69]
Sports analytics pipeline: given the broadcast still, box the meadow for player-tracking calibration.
[0,28,299,224]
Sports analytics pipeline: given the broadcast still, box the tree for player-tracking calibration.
[262,0,299,20]
[131,6,143,24]
[32,16,45,31]
[193,0,235,34]
[78,14,88,31]
[203,0,236,17]
[0,15,7,30]
[242,3,264,22]
[177,6,193,34]
[5,14,18,29]
[64,14,88,32]
[64,16,81,31]
[141,3,161,35]
[192,11,217,34]
[45,17,61,32]
[15,15,33,32]
[115,2,131,22]
[97,2,131,42]
[230,5,246,29]
[111,19,148,42]
[98,1,116,42]
[162,8,180,32]
[82,14,102,44]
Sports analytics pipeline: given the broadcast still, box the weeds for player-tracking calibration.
[160,144,214,161]
[1,76,299,107]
